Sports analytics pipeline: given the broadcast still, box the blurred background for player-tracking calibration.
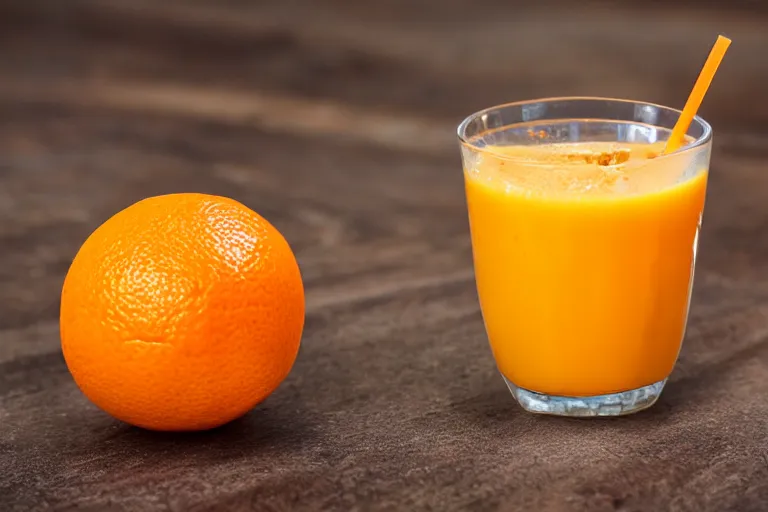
[0,0,764,327]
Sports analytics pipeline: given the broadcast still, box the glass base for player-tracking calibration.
[503,376,667,417]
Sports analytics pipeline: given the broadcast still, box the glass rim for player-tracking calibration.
[457,96,713,161]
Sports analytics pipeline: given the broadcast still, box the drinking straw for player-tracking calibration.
[664,35,732,154]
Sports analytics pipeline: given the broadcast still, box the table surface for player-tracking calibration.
[1,1,768,511]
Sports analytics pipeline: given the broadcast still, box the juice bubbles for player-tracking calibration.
[464,140,708,398]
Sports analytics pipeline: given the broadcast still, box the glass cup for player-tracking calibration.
[457,98,712,417]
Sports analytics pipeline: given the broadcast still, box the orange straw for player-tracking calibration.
[664,35,732,154]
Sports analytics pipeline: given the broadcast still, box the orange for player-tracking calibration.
[60,193,304,431]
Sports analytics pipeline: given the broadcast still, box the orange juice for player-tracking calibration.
[464,142,707,397]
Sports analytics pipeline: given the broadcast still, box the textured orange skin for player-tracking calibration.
[60,194,304,431]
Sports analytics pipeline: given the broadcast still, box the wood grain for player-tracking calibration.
[1,1,767,511]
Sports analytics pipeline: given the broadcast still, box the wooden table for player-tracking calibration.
[1,1,767,510]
